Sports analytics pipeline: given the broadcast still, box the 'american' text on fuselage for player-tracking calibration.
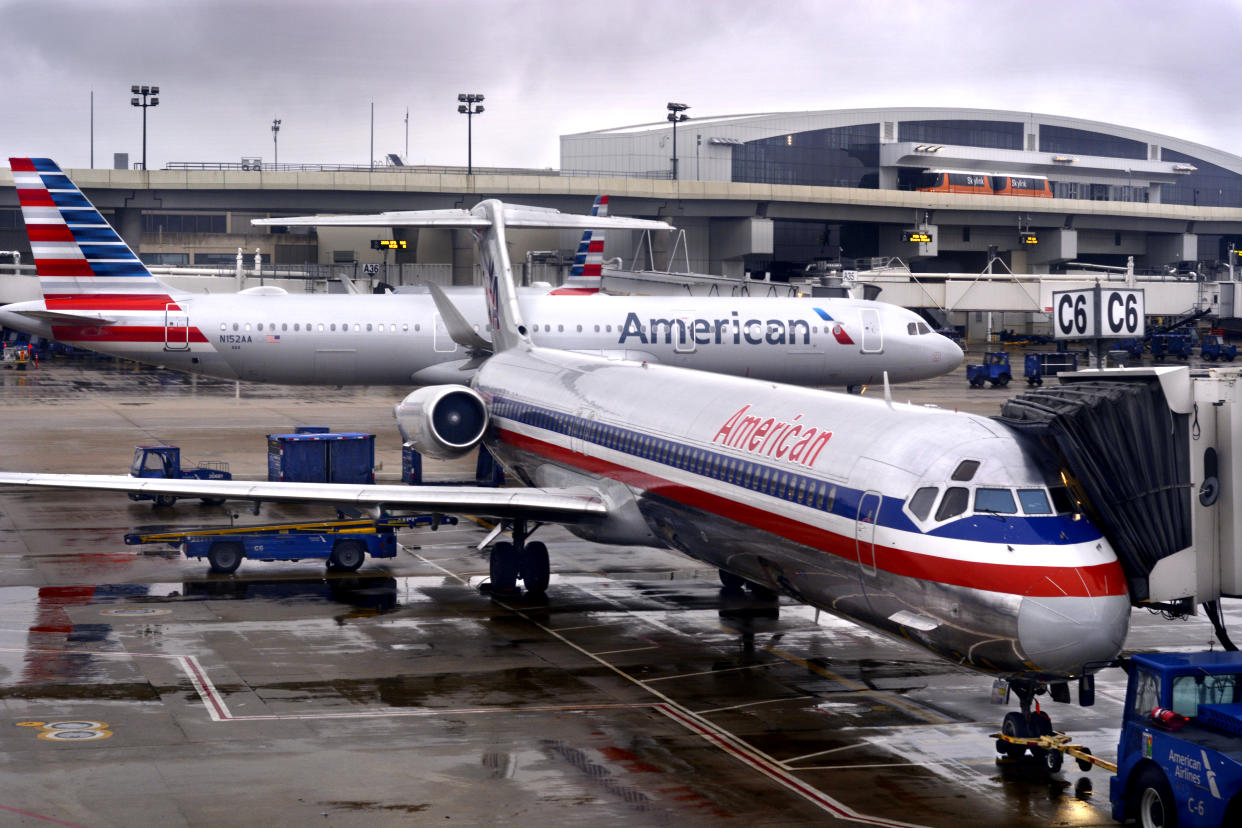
[618,312,813,346]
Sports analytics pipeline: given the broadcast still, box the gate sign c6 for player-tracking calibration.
[1053,287,1144,339]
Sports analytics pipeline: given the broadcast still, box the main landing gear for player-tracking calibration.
[484,519,550,597]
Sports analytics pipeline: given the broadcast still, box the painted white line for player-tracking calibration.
[696,696,803,715]
[643,662,773,683]
[783,741,869,765]
[590,645,659,656]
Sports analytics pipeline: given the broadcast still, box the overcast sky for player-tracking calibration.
[2,0,1240,171]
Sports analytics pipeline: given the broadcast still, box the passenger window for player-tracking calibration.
[558,325,564,333]
[403,323,409,332]
[974,488,1017,514]
[330,324,336,331]
[318,323,325,332]
[1017,489,1052,515]
[282,323,288,331]
[366,323,372,332]
[219,323,226,331]
[935,487,969,521]
[595,325,600,332]
[257,324,263,331]
[244,323,252,331]
[951,460,980,481]
[826,485,836,511]
[233,323,239,331]
[908,486,939,520]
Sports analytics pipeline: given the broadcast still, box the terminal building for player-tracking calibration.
[2,107,1241,290]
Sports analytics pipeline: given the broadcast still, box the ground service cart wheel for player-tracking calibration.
[489,541,518,592]
[207,541,243,575]
[154,494,177,508]
[1133,766,1177,828]
[993,373,1011,388]
[1075,746,1094,772]
[329,539,366,572]
[520,541,550,593]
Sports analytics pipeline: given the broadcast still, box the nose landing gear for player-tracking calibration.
[993,680,1112,776]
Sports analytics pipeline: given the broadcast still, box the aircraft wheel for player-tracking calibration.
[329,539,366,572]
[1132,766,1177,828]
[489,541,519,592]
[154,494,177,508]
[746,581,779,601]
[999,712,1029,760]
[520,541,550,594]
[719,570,746,591]
[207,541,243,575]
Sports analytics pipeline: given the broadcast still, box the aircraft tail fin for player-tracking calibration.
[557,195,607,295]
[9,157,183,310]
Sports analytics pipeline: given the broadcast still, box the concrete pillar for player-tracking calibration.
[115,207,143,253]
[1147,233,1197,268]
[451,229,476,286]
[1026,229,1077,267]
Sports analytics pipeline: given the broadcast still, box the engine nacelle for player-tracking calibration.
[394,385,489,460]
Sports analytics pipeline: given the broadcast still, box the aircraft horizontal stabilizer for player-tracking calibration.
[0,472,608,522]
[11,308,118,325]
[427,283,492,352]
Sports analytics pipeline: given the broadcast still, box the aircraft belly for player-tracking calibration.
[634,492,1024,676]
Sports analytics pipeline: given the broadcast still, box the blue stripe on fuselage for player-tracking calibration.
[491,395,1099,547]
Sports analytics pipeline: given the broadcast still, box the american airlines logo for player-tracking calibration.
[618,310,854,346]
[712,404,832,468]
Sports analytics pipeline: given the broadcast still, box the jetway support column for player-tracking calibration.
[710,217,773,279]
[115,207,144,253]
[1026,229,1077,268]
[1146,233,1198,270]
[451,229,475,286]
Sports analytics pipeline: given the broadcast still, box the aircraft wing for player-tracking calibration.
[253,204,671,233]
[0,473,607,522]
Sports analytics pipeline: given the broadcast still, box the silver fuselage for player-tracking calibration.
[475,345,1131,682]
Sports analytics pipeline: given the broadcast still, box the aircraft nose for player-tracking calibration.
[1017,594,1130,676]
[939,336,964,371]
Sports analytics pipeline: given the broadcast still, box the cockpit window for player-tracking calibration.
[1049,486,1076,514]
[1017,489,1052,515]
[907,322,917,335]
[951,460,980,481]
[908,486,939,520]
[974,488,1017,514]
[935,487,969,521]
[917,322,931,334]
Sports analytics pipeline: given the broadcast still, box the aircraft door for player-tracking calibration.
[164,305,190,351]
[860,308,883,353]
[433,314,458,353]
[674,313,696,354]
[855,491,881,577]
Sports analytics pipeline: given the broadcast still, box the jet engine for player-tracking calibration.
[394,385,489,460]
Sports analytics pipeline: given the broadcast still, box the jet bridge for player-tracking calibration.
[998,367,1242,624]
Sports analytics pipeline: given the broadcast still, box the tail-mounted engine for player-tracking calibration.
[394,385,489,460]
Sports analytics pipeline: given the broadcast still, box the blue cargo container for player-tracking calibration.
[267,432,375,484]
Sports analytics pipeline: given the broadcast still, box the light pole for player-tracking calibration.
[271,118,281,168]
[457,93,484,175]
[666,102,689,180]
[130,84,159,170]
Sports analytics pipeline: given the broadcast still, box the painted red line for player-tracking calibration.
[48,296,181,312]
[25,225,76,243]
[0,804,87,828]
[17,189,55,207]
[498,426,1127,598]
[49,325,208,344]
[549,287,599,295]
[179,656,231,720]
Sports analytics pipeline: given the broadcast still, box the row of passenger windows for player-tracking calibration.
[494,399,838,511]
[221,321,419,333]
[907,484,1072,523]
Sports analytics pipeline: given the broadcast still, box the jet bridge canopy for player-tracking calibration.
[998,376,1193,604]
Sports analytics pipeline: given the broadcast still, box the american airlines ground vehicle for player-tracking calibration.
[1,158,961,388]
[0,197,1131,747]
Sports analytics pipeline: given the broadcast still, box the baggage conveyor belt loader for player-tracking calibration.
[124,514,458,574]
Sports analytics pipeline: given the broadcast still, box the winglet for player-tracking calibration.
[427,282,492,353]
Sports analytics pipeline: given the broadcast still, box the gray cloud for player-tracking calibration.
[1,0,1239,170]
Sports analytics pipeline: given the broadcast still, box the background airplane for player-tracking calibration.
[0,197,1129,750]
[1,158,961,388]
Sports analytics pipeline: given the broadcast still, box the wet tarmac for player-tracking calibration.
[0,353,1238,827]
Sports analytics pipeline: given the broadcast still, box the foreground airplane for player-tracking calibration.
[1,158,961,388]
[0,197,1129,748]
